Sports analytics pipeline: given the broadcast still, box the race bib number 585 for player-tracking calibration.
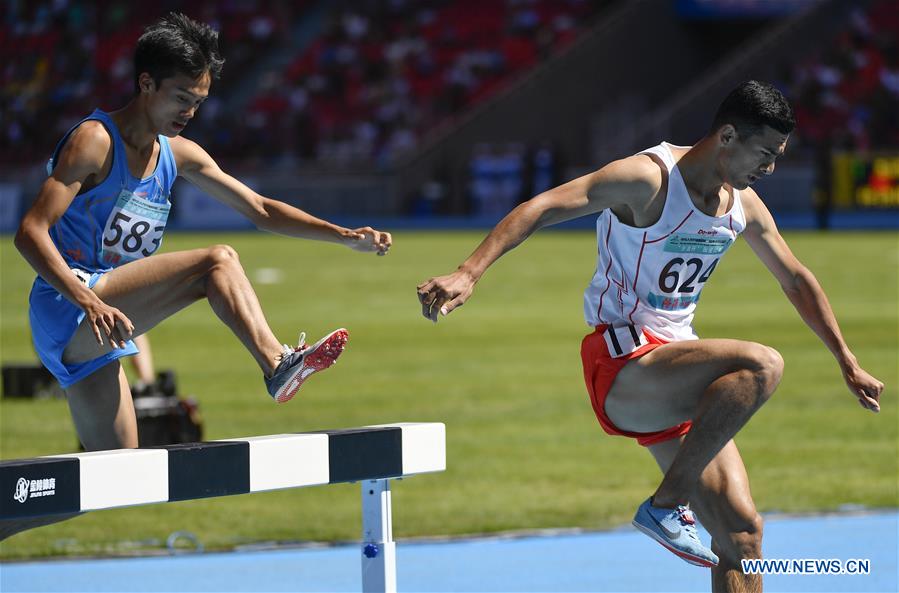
[100,189,170,267]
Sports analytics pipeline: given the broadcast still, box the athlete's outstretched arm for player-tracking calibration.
[14,121,134,349]
[741,188,883,412]
[172,137,391,255]
[416,156,659,322]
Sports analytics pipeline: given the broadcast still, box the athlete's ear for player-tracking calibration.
[138,73,155,94]
[718,124,736,147]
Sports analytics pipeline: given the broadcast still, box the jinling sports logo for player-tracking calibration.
[14,478,28,503]
[13,477,56,503]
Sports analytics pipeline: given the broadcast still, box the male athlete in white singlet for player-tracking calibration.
[417,81,883,593]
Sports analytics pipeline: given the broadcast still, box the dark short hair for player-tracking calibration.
[711,80,795,138]
[134,13,224,93]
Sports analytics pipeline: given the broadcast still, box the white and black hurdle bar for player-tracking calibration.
[0,422,446,593]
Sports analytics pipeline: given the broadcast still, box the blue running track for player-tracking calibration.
[1,511,896,592]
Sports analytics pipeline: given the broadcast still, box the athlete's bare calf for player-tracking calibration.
[0,245,288,542]
[62,245,285,449]
[650,438,762,593]
[605,338,782,593]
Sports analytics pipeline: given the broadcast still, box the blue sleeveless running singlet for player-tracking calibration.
[29,109,177,387]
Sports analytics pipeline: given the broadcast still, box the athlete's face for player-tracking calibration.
[139,71,211,137]
[716,124,789,190]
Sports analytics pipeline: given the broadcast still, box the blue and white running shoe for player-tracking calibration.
[632,497,719,567]
[265,328,348,403]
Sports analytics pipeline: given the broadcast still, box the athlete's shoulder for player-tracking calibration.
[598,153,662,182]
[737,186,765,218]
[740,185,762,201]
[169,135,212,172]
[738,185,779,235]
[168,134,200,157]
[589,154,663,205]
[54,119,111,176]
[168,134,199,151]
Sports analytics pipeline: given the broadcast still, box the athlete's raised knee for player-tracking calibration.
[747,343,783,398]
[207,244,240,266]
[203,244,246,280]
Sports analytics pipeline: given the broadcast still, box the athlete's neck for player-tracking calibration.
[677,137,729,202]
[109,99,158,155]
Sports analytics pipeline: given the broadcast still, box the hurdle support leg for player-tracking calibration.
[361,479,397,593]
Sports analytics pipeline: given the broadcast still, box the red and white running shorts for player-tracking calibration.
[580,324,692,447]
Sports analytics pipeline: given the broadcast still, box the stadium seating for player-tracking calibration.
[2,0,895,173]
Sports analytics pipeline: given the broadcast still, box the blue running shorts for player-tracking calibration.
[28,269,137,388]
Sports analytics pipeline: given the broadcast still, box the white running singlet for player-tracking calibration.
[583,142,746,346]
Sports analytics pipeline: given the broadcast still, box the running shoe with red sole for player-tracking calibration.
[265,328,348,403]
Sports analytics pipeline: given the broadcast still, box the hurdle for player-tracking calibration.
[0,422,446,593]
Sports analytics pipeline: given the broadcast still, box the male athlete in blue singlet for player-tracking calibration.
[417,81,884,593]
[14,13,391,454]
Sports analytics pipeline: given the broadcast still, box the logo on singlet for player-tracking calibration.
[648,292,701,311]
[663,233,731,254]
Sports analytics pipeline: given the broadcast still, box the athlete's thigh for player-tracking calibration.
[64,248,216,362]
[91,247,220,308]
[605,338,770,432]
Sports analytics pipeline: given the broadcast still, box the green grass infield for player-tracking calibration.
[1,230,896,559]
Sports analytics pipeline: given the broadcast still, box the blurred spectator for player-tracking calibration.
[3,0,600,170]
[467,140,557,216]
[411,178,449,217]
[531,142,556,195]
[782,0,899,154]
[469,142,526,217]
[16,0,896,175]
[2,0,300,167]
